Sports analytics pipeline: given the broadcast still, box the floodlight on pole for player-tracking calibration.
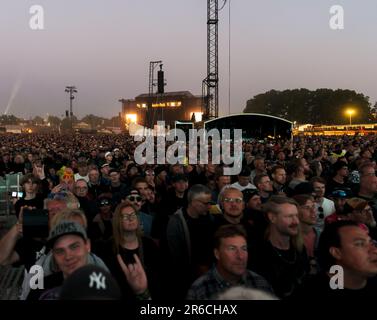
[345,109,355,125]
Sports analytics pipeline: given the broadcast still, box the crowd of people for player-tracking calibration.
[1,132,377,300]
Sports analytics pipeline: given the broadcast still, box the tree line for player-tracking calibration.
[244,89,377,124]
[0,114,121,129]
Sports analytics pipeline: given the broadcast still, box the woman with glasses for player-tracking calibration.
[101,202,162,300]
[121,189,153,237]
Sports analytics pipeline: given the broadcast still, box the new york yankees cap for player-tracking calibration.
[60,265,121,300]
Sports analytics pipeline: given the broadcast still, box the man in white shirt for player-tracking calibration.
[310,176,335,232]
[74,161,89,183]
[231,167,257,192]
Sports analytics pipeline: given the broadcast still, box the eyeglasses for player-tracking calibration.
[127,195,143,202]
[361,208,373,214]
[223,197,243,204]
[122,213,138,221]
[196,199,213,206]
[100,200,110,206]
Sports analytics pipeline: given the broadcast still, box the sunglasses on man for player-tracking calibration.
[127,195,143,202]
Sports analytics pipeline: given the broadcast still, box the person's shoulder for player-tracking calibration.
[246,269,272,289]
[188,269,213,293]
[142,235,159,249]
[297,272,331,297]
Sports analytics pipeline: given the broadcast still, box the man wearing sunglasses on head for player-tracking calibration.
[121,189,153,237]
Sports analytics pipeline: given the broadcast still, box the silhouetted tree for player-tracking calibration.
[244,89,372,124]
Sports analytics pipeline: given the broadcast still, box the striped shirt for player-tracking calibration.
[187,265,273,300]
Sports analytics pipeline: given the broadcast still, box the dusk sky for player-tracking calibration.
[1,0,376,119]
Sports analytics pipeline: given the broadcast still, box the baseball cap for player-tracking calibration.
[101,163,110,169]
[47,221,87,248]
[331,189,350,199]
[108,168,119,175]
[113,148,120,152]
[343,198,369,215]
[105,152,112,158]
[60,265,121,300]
[242,189,259,203]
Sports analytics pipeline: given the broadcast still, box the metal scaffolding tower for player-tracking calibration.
[202,0,220,121]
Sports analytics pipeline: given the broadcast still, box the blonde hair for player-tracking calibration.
[45,191,80,210]
[263,195,305,253]
[50,209,88,230]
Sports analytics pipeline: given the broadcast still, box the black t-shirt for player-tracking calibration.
[296,272,377,299]
[325,179,352,197]
[27,272,63,300]
[100,237,163,300]
[14,196,45,218]
[183,209,215,273]
[249,240,309,299]
[13,237,47,270]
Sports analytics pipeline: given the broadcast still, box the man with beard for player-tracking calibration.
[356,163,377,221]
[324,189,352,225]
[271,165,287,195]
[248,196,309,299]
[297,220,377,299]
[214,187,245,230]
[287,158,312,195]
[254,174,273,203]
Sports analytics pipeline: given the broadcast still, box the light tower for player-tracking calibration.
[65,86,77,130]
[202,0,227,121]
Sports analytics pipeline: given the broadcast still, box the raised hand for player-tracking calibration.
[117,253,148,295]
[33,164,45,180]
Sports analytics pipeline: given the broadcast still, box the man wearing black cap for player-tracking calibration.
[27,221,92,300]
[325,189,352,225]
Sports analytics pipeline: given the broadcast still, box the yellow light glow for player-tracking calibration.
[345,109,355,116]
[125,114,137,124]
